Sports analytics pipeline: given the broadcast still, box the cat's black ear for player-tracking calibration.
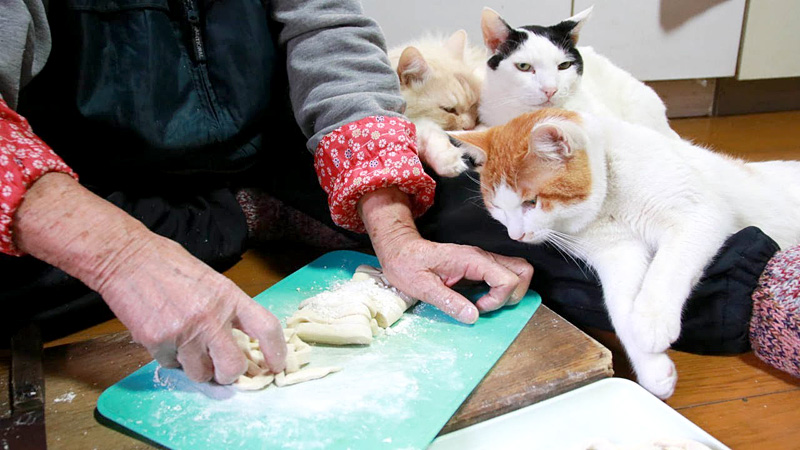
[397,47,430,87]
[481,7,514,53]
[559,6,593,45]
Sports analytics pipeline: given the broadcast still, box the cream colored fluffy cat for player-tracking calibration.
[389,30,487,176]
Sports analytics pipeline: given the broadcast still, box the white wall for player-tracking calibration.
[359,0,571,49]
[360,0,748,82]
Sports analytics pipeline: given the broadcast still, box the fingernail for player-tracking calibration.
[458,306,479,324]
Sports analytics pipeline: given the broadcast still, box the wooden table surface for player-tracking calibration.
[1,248,613,449]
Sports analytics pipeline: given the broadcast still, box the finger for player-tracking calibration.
[491,254,534,305]
[234,299,287,374]
[177,337,214,383]
[410,272,479,324]
[460,252,522,312]
[151,342,180,369]
[207,329,248,385]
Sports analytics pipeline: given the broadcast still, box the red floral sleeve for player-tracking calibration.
[314,115,436,232]
[0,98,77,256]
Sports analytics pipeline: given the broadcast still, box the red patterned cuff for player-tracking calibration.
[314,115,436,232]
[0,99,78,256]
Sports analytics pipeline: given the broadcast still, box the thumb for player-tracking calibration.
[410,272,479,324]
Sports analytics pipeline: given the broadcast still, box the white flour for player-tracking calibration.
[136,311,463,448]
[53,391,77,403]
[102,260,532,450]
[298,278,414,321]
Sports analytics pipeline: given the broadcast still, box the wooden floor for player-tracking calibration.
[46,111,800,449]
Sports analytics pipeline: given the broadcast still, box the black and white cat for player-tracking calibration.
[478,7,679,140]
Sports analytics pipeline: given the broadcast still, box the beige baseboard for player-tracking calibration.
[646,77,800,118]
[646,79,716,118]
[714,77,800,116]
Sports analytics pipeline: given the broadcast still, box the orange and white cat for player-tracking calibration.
[453,109,800,398]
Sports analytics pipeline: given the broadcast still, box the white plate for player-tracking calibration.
[429,378,730,450]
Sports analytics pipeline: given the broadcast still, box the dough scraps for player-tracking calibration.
[232,327,341,391]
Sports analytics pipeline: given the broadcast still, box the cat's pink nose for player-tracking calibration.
[543,87,558,99]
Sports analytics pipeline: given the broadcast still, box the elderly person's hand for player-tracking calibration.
[359,187,533,323]
[13,173,287,383]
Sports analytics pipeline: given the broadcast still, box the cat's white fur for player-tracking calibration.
[479,7,680,140]
[476,112,800,398]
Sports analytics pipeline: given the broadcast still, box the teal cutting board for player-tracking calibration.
[97,250,541,450]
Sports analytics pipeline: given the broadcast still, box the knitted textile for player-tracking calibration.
[235,188,359,250]
[750,244,800,377]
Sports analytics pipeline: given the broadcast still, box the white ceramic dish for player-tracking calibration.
[429,378,730,450]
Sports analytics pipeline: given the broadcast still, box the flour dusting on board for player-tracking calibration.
[133,310,465,447]
[97,251,541,450]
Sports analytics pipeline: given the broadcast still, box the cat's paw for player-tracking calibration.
[630,299,681,353]
[419,129,469,177]
[634,352,678,399]
[429,148,469,177]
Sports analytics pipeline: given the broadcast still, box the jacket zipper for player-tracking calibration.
[181,0,221,125]
[182,0,206,63]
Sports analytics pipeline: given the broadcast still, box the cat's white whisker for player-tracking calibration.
[464,171,481,187]
[545,235,580,265]
[547,232,589,264]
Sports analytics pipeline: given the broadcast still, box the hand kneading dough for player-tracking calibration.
[231,328,340,391]
[285,265,418,345]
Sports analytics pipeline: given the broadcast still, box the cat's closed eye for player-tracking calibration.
[515,62,534,73]
[558,61,573,70]
[440,106,458,114]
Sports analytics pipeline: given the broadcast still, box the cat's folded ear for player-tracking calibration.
[561,6,593,45]
[397,46,431,87]
[529,119,586,162]
[481,7,514,53]
[448,130,488,171]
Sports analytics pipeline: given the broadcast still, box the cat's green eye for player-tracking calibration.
[525,197,538,207]
[515,62,533,72]
[558,61,574,70]
[440,106,457,114]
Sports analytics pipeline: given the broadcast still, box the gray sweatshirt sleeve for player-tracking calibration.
[0,0,51,110]
[270,0,407,151]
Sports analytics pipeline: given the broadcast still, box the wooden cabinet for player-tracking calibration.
[737,0,800,80]
[572,0,747,81]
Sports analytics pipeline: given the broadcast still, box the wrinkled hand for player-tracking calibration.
[359,187,533,324]
[378,234,532,323]
[96,233,287,384]
[13,173,286,384]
